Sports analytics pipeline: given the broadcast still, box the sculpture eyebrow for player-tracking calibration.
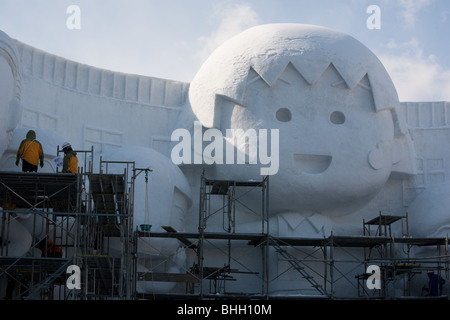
[247,74,292,87]
[331,80,346,87]
[357,82,371,91]
[331,80,371,91]
[246,75,262,86]
[278,77,291,85]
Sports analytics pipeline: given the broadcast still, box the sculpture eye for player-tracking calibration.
[276,108,292,122]
[330,111,345,124]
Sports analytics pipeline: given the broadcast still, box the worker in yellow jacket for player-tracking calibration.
[15,130,44,172]
[62,142,78,174]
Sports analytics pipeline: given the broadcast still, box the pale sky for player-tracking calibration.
[0,0,449,102]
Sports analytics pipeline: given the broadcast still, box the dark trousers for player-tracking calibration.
[22,159,38,172]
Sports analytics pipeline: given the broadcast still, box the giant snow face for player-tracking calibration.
[189,23,414,217]
[226,64,394,216]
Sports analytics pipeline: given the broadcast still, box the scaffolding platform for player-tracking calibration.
[137,272,200,283]
[0,171,78,212]
[146,232,447,248]
[205,179,265,195]
[0,256,71,274]
[365,215,403,226]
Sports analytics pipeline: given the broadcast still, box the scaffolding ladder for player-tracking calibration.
[270,236,328,296]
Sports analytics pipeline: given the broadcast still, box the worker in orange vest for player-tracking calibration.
[35,237,63,258]
[62,142,78,174]
[36,238,62,258]
[15,130,44,172]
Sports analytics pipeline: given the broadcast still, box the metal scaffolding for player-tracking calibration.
[0,151,136,300]
[358,212,449,298]
[2,160,449,299]
[134,172,270,299]
[135,171,450,300]
[196,172,270,297]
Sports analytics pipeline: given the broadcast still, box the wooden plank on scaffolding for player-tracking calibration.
[137,272,200,283]
[161,226,198,249]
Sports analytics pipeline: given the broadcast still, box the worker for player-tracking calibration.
[35,237,62,258]
[423,272,446,296]
[15,130,44,172]
[62,142,78,174]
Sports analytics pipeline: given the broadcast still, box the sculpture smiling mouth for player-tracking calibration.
[293,154,332,174]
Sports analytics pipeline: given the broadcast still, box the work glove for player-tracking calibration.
[15,159,19,166]
[40,160,44,168]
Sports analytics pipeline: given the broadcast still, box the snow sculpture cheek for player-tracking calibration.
[367,140,393,171]
[368,148,384,170]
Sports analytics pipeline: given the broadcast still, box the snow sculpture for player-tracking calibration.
[408,181,450,238]
[189,24,416,234]
[0,30,22,162]
[2,22,445,297]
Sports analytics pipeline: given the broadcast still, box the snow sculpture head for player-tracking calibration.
[0,30,22,159]
[189,24,415,217]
